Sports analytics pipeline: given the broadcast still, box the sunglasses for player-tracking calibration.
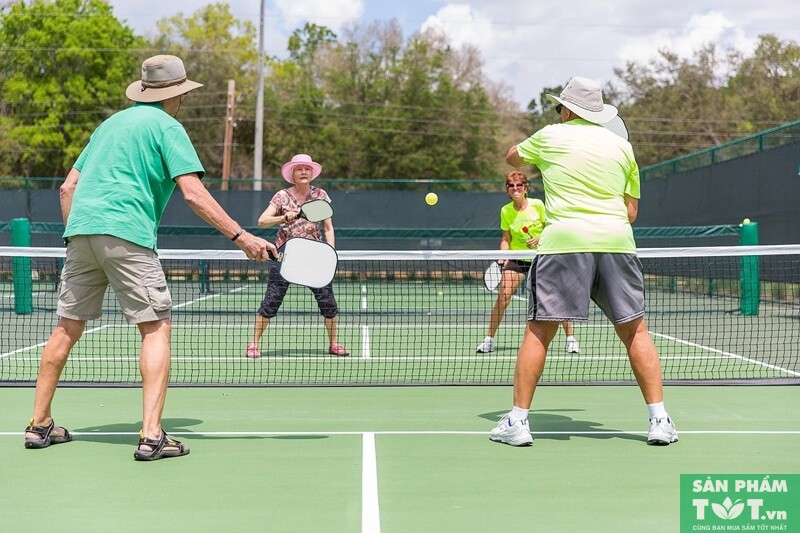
[555,104,563,114]
[506,183,526,189]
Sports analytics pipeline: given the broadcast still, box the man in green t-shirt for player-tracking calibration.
[24,55,276,460]
[490,76,678,447]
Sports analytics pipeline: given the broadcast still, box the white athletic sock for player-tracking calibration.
[566,335,576,342]
[509,406,529,424]
[647,401,668,420]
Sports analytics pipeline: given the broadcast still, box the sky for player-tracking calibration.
[107,0,800,110]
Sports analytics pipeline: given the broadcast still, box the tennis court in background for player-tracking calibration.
[1,245,798,531]
[2,246,799,385]
[2,280,797,384]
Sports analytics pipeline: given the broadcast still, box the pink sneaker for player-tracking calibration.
[329,343,350,356]
[245,346,261,359]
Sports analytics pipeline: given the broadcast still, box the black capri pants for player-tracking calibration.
[257,261,340,319]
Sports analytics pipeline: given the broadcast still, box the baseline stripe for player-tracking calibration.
[362,432,380,533]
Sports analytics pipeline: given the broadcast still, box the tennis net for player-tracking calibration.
[1,245,799,386]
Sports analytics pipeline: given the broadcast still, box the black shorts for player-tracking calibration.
[503,259,533,275]
[257,261,339,319]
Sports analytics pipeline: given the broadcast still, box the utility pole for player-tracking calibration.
[221,80,235,191]
[253,0,265,191]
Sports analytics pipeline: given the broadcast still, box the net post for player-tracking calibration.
[199,259,210,294]
[11,217,33,314]
[739,220,759,316]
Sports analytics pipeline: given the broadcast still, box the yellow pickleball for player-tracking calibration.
[425,192,438,206]
[742,218,751,224]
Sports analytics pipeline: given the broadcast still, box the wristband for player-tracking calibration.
[231,229,244,241]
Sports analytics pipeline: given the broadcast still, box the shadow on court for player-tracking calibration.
[479,409,645,443]
[248,348,346,357]
[72,418,329,445]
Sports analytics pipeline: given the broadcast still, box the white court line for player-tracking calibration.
[0,324,111,360]
[1,285,248,360]
[361,285,371,360]
[651,332,800,377]
[362,432,381,533]
[362,326,371,359]
[173,284,248,309]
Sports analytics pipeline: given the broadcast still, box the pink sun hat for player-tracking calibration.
[281,154,322,183]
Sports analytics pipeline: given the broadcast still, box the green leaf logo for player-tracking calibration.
[711,497,745,520]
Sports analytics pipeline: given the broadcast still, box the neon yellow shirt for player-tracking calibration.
[515,118,640,254]
[499,198,545,251]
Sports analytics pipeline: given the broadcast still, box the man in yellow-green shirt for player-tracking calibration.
[490,76,678,448]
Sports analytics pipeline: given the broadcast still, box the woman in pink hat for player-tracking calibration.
[246,154,350,357]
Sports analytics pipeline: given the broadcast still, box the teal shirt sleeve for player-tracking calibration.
[162,125,205,179]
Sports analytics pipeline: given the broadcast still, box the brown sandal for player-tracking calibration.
[133,430,190,461]
[24,419,72,449]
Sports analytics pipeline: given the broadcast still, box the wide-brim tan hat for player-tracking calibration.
[125,55,203,103]
[546,76,617,124]
[281,154,323,183]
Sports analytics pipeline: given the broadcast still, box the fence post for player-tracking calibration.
[11,217,33,314]
[739,219,759,316]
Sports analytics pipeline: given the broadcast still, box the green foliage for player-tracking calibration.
[0,0,144,181]
[612,34,800,165]
[1,3,798,189]
[288,23,337,65]
[149,3,259,180]
[727,34,800,125]
[253,21,501,188]
[0,117,23,183]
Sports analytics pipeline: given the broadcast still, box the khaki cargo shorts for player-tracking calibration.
[58,235,172,324]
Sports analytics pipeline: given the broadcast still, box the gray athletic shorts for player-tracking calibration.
[526,253,645,325]
[58,235,172,324]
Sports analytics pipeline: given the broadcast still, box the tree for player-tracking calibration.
[613,44,746,165]
[253,20,504,187]
[149,3,259,185]
[727,34,800,132]
[0,0,143,182]
[610,35,800,165]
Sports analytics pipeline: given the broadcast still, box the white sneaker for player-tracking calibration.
[476,336,495,353]
[647,417,679,445]
[566,338,580,353]
[489,415,533,446]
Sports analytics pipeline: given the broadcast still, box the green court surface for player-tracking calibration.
[1,385,798,532]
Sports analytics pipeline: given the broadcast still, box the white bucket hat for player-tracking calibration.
[281,154,323,183]
[546,76,617,124]
[125,55,203,103]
